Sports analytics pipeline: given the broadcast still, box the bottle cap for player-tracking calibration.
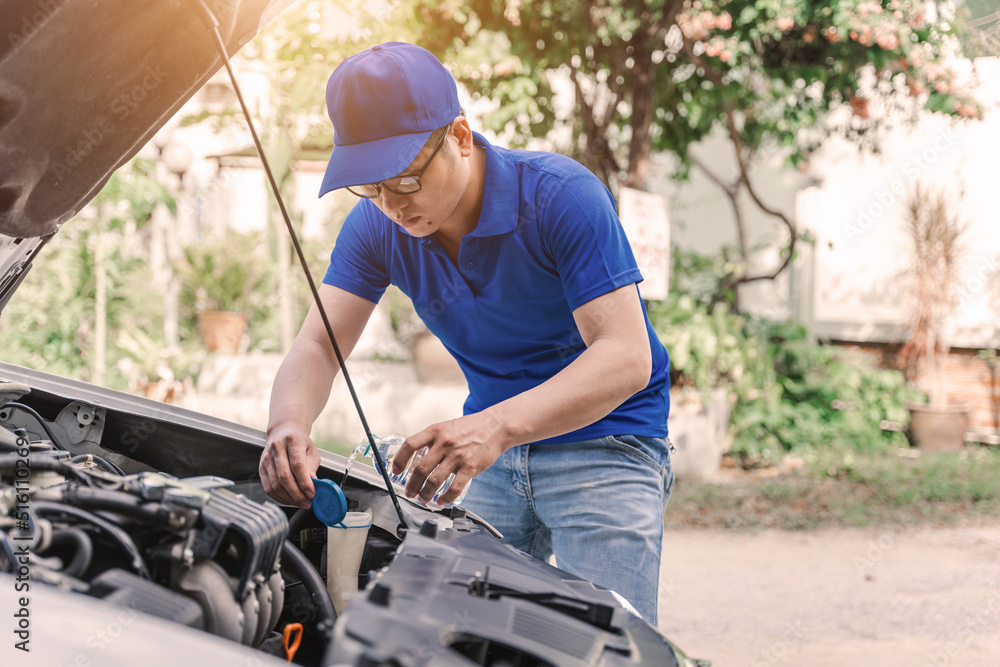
[310,478,348,527]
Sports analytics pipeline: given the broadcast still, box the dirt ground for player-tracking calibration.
[656,523,1000,667]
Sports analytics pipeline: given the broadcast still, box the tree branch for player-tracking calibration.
[690,153,748,254]
[687,151,738,198]
[572,69,620,184]
[654,0,687,35]
[680,29,799,301]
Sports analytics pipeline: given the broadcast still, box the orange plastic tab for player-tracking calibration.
[283,622,303,662]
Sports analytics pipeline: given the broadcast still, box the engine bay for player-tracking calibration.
[0,371,685,666]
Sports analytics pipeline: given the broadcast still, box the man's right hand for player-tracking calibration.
[261,285,377,508]
[260,425,322,509]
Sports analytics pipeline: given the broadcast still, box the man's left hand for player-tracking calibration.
[392,410,510,505]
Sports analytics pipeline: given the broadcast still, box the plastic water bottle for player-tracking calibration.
[361,433,470,509]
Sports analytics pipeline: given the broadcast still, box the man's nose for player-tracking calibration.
[380,190,409,218]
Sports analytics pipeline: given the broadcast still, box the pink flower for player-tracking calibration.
[776,17,795,31]
[850,95,870,119]
[954,101,977,118]
[878,34,899,50]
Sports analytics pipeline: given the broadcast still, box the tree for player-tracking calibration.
[0,158,172,389]
[391,0,984,306]
[957,0,1000,57]
[183,1,369,350]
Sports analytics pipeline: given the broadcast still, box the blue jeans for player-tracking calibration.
[461,434,674,624]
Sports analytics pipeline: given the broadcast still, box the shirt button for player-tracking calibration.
[465,261,475,269]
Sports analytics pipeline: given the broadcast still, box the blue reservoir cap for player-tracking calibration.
[310,478,347,527]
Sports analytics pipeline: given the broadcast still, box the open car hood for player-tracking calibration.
[0,0,289,310]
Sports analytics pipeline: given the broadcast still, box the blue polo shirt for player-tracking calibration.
[324,132,670,443]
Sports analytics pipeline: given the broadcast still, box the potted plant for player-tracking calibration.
[899,183,969,450]
[115,327,197,403]
[381,286,463,384]
[175,232,274,353]
[646,295,749,478]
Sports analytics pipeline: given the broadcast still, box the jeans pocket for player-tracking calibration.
[662,440,676,509]
[603,434,669,476]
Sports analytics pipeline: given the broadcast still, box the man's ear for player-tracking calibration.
[451,116,474,157]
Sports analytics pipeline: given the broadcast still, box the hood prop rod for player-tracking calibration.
[188,0,408,531]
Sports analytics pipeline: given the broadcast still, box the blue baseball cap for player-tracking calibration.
[319,42,462,197]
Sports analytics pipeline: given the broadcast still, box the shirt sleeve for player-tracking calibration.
[536,171,643,311]
[323,201,390,304]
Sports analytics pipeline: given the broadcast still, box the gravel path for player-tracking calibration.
[656,523,1000,667]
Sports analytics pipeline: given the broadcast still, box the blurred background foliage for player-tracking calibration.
[648,248,923,467]
[0,0,980,458]
[0,159,180,389]
[399,0,986,305]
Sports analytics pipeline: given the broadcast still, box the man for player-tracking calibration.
[260,41,673,624]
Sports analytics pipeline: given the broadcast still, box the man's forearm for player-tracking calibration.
[489,335,651,449]
[266,285,376,440]
[485,284,654,450]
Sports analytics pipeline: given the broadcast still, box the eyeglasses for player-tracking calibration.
[347,128,448,198]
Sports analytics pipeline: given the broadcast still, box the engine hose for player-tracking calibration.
[0,532,19,571]
[286,507,311,538]
[4,402,65,450]
[0,452,73,475]
[45,528,93,578]
[60,486,163,524]
[70,454,126,477]
[280,539,336,628]
[31,501,150,579]
[0,452,93,488]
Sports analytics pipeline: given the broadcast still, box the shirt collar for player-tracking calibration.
[412,131,519,248]
[465,131,519,238]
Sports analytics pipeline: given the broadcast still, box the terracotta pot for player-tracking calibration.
[668,387,732,480]
[410,331,464,384]
[142,380,178,404]
[197,310,247,354]
[907,402,969,451]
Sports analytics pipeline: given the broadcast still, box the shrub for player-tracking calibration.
[646,296,921,467]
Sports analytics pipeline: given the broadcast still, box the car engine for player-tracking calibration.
[0,430,288,647]
[0,381,692,666]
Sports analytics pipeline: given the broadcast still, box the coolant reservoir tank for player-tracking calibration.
[326,509,373,615]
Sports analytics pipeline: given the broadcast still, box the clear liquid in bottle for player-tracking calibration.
[362,433,469,509]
